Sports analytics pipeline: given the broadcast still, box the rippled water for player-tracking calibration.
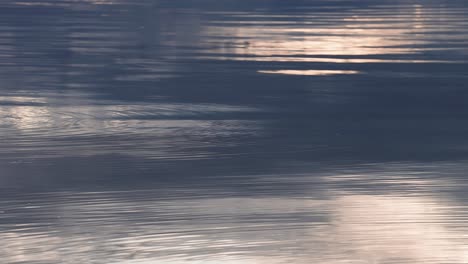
[1,0,468,263]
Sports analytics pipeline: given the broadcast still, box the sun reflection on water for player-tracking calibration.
[0,92,262,160]
[258,70,360,76]
[2,185,468,264]
[198,4,467,66]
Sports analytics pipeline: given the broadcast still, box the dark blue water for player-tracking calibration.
[1,0,468,263]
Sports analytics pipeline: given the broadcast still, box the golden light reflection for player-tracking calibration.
[196,55,459,64]
[258,69,360,76]
[0,93,261,160]
[203,22,421,58]
[198,5,466,65]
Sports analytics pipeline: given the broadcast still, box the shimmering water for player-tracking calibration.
[1,0,468,263]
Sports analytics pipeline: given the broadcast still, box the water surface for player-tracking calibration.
[1,0,468,263]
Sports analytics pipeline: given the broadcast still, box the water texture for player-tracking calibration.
[1,0,468,263]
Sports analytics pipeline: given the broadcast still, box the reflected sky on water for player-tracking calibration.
[1,0,468,263]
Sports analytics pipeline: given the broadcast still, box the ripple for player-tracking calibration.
[194,3,468,70]
[0,92,263,161]
[2,164,468,264]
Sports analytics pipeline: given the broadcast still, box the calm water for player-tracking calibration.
[1,0,468,263]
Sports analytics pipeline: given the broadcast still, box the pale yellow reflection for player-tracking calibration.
[0,92,261,159]
[14,0,118,6]
[200,5,466,64]
[258,70,360,76]
[197,55,459,64]
[326,194,468,264]
[0,96,46,104]
[203,24,420,58]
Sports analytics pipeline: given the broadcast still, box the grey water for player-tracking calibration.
[1,0,468,263]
